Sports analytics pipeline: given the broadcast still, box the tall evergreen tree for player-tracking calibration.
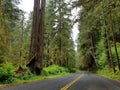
[27,0,46,75]
[76,0,120,72]
[0,0,22,64]
[44,0,76,68]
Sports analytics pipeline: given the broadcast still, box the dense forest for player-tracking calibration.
[76,0,120,73]
[0,0,120,84]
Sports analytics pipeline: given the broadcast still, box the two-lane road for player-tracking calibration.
[3,72,120,90]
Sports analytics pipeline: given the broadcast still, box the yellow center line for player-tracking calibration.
[60,74,84,90]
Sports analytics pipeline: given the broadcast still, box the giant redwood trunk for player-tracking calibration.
[27,0,46,75]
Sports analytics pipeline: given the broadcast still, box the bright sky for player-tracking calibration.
[18,0,34,17]
[19,0,79,50]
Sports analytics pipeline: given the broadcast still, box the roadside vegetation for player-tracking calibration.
[97,68,120,80]
[0,63,77,85]
[76,0,120,80]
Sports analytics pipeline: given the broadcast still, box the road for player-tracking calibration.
[3,72,120,90]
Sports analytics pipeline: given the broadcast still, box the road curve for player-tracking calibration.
[3,72,120,90]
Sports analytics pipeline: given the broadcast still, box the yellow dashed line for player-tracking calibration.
[60,74,84,90]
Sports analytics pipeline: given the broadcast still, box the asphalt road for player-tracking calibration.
[3,72,120,90]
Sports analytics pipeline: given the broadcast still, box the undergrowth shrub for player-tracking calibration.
[97,66,120,80]
[0,63,33,84]
[0,62,16,84]
[16,67,33,80]
[68,68,77,73]
[42,65,69,76]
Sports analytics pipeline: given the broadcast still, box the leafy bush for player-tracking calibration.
[16,67,33,80]
[0,62,16,83]
[98,52,107,68]
[42,65,69,76]
[96,37,107,68]
[68,68,77,73]
[111,43,120,65]
[97,67,120,80]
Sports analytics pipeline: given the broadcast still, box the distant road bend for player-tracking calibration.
[3,72,120,90]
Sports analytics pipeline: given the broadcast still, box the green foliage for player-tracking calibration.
[96,38,107,68]
[68,68,78,73]
[76,0,120,73]
[0,0,24,65]
[111,43,120,61]
[0,62,15,83]
[16,68,33,80]
[44,0,76,67]
[98,52,107,67]
[97,67,120,80]
[42,65,69,76]
[8,15,31,66]
[0,64,72,84]
[0,63,33,84]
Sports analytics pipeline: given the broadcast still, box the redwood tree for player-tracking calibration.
[27,0,46,75]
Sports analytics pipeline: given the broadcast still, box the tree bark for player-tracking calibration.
[27,0,46,75]
[104,23,112,68]
[89,33,97,70]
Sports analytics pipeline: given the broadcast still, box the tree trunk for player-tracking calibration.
[88,33,97,71]
[108,38,116,73]
[27,0,46,75]
[20,16,24,67]
[101,2,112,69]
[104,24,112,68]
[110,14,120,71]
[90,33,97,67]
